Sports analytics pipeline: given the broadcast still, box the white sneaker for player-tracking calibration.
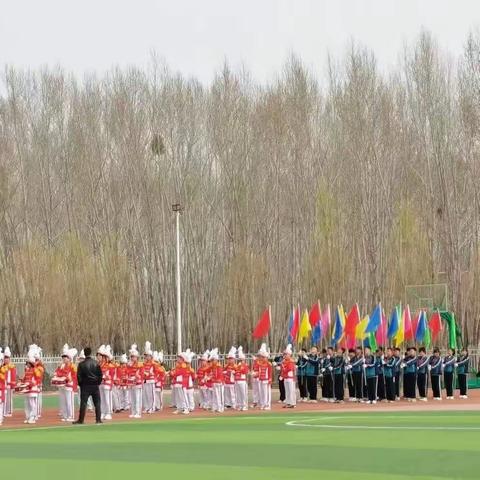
[133,414,141,419]
[329,399,335,403]
[372,400,377,404]
[264,406,271,410]
[419,398,427,402]
[101,414,105,420]
[309,399,318,403]
[27,418,36,424]
[128,414,135,418]
[65,418,75,422]
[104,414,112,420]
[434,397,442,401]
[23,420,29,424]
[241,407,248,411]
[61,418,66,422]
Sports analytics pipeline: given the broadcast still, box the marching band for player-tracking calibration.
[0,341,473,426]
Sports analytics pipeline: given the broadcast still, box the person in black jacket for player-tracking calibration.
[73,347,103,424]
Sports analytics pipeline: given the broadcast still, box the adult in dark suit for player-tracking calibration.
[73,347,103,424]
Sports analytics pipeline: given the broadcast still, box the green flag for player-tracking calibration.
[424,324,431,349]
[439,311,461,350]
[369,331,377,351]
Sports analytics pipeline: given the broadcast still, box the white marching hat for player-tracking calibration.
[4,346,11,357]
[237,346,246,360]
[227,346,237,359]
[119,353,128,364]
[129,344,140,357]
[200,349,210,361]
[209,348,219,361]
[157,351,164,363]
[284,343,293,355]
[144,341,153,356]
[78,349,86,360]
[258,343,269,358]
[105,345,113,361]
[97,344,107,356]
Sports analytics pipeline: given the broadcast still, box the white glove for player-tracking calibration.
[303,353,308,359]
[326,355,331,360]
[328,366,333,371]
[321,368,325,373]
[400,363,406,369]
[272,362,277,367]
[362,364,367,369]
[279,376,283,381]
[346,365,352,370]
[454,363,458,368]
[362,358,366,364]
[276,366,281,371]
[428,365,432,371]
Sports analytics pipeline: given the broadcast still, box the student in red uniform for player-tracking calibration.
[208,348,224,413]
[171,353,189,414]
[234,346,249,411]
[142,341,156,414]
[127,344,143,418]
[113,354,129,412]
[251,354,260,408]
[197,350,210,409]
[223,347,237,409]
[280,344,296,408]
[19,347,43,424]
[153,351,166,411]
[52,344,78,422]
[97,345,115,420]
[2,347,15,418]
[183,349,196,412]
[256,343,272,410]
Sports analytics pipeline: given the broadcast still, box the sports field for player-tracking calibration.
[1,410,478,480]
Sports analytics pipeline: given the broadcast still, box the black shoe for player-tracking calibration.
[72,421,84,425]
[96,420,104,424]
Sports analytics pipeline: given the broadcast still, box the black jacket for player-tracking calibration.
[77,357,103,387]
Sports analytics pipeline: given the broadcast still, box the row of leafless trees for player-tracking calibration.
[1,31,480,354]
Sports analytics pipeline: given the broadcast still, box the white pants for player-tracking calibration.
[100,385,113,416]
[258,381,271,409]
[129,386,142,416]
[37,391,43,419]
[4,388,13,416]
[25,394,38,422]
[185,388,195,411]
[173,385,186,411]
[171,385,177,407]
[155,388,163,410]
[199,386,210,409]
[143,382,156,413]
[284,378,296,406]
[252,378,259,405]
[224,384,236,408]
[211,384,224,412]
[235,382,248,410]
[59,387,75,420]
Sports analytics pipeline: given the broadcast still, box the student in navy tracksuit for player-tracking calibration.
[346,349,355,400]
[333,348,345,403]
[393,347,402,400]
[429,348,443,400]
[273,354,285,403]
[402,347,417,401]
[383,348,396,402]
[296,351,308,402]
[455,348,469,399]
[375,348,386,401]
[321,348,334,402]
[350,347,364,402]
[443,348,456,400]
[416,347,430,401]
[306,348,320,402]
[363,347,377,404]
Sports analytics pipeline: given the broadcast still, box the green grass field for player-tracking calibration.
[0,411,478,480]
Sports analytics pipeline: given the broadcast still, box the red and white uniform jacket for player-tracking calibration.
[154,364,166,389]
[21,365,43,394]
[114,365,129,387]
[252,359,259,380]
[35,361,45,390]
[234,362,249,383]
[101,361,116,389]
[2,362,16,389]
[223,363,237,385]
[196,365,208,387]
[210,364,224,385]
[126,361,143,386]
[54,363,78,391]
[280,359,296,381]
[257,360,273,383]
[205,365,213,389]
[143,360,156,383]
[0,368,5,403]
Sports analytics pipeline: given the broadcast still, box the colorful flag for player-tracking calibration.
[415,310,427,343]
[404,305,413,340]
[287,309,294,344]
[252,307,271,339]
[428,310,442,342]
[312,321,322,345]
[331,306,344,346]
[387,306,400,339]
[355,315,370,340]
[423,313,432,348]
[309,301,321,327]
[345,304,360,337]
[298,309,312,342]
[375,310,387,347]
[320,304,331,339]
[290,305,300,341]
[440,311,459,350]
[412,311,420,339]
[365,303,382,333]
[395,309,405,346]
[368,331,377,351]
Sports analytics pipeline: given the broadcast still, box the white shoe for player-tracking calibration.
[264,407,271,411]
[24,420,29,424]
[329,399,335,403]
[173,410,180,415]
[433,397,442,401]
[241,407,248,411]
[128,414,135,418]
[419,398,427,402]
[460,395,468,399]
[133,414,141,419]
[61,418,66,422]
[411,399,416,403]
[101,414,105,420]
[65,418,75,422]
[372,400,377,404]
[104,414,112,420]
[309,399,318,403]
[182,410,190,415]
[27,418,36,424]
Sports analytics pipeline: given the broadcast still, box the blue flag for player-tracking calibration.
[387,307,399,339]
[365,303,382,333]
[331,307,343,346]
[415,310,427,343]
[287,310,294,344]
[312,321,322,345]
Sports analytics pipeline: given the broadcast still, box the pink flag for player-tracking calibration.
[404,305,414,340]
[375,310,387,346]
[320,304,331,339]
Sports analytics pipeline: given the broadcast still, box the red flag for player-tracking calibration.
[429,310,443,341]
[290,305,300,340]
[404,305,414,340]
[375,310,387,346]
[309,301,321,327]
[345,304,360,336]
[252,308,271,339]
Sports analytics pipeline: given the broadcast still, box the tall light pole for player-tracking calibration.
[172,203,183,354]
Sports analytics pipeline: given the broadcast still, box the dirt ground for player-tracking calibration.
[3,389,479,429]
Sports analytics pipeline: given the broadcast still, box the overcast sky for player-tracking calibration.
[1,0,478,84]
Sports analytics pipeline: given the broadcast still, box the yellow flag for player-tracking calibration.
[395,309,405,346]
[355,315,369,340]
[298,309,312,342]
